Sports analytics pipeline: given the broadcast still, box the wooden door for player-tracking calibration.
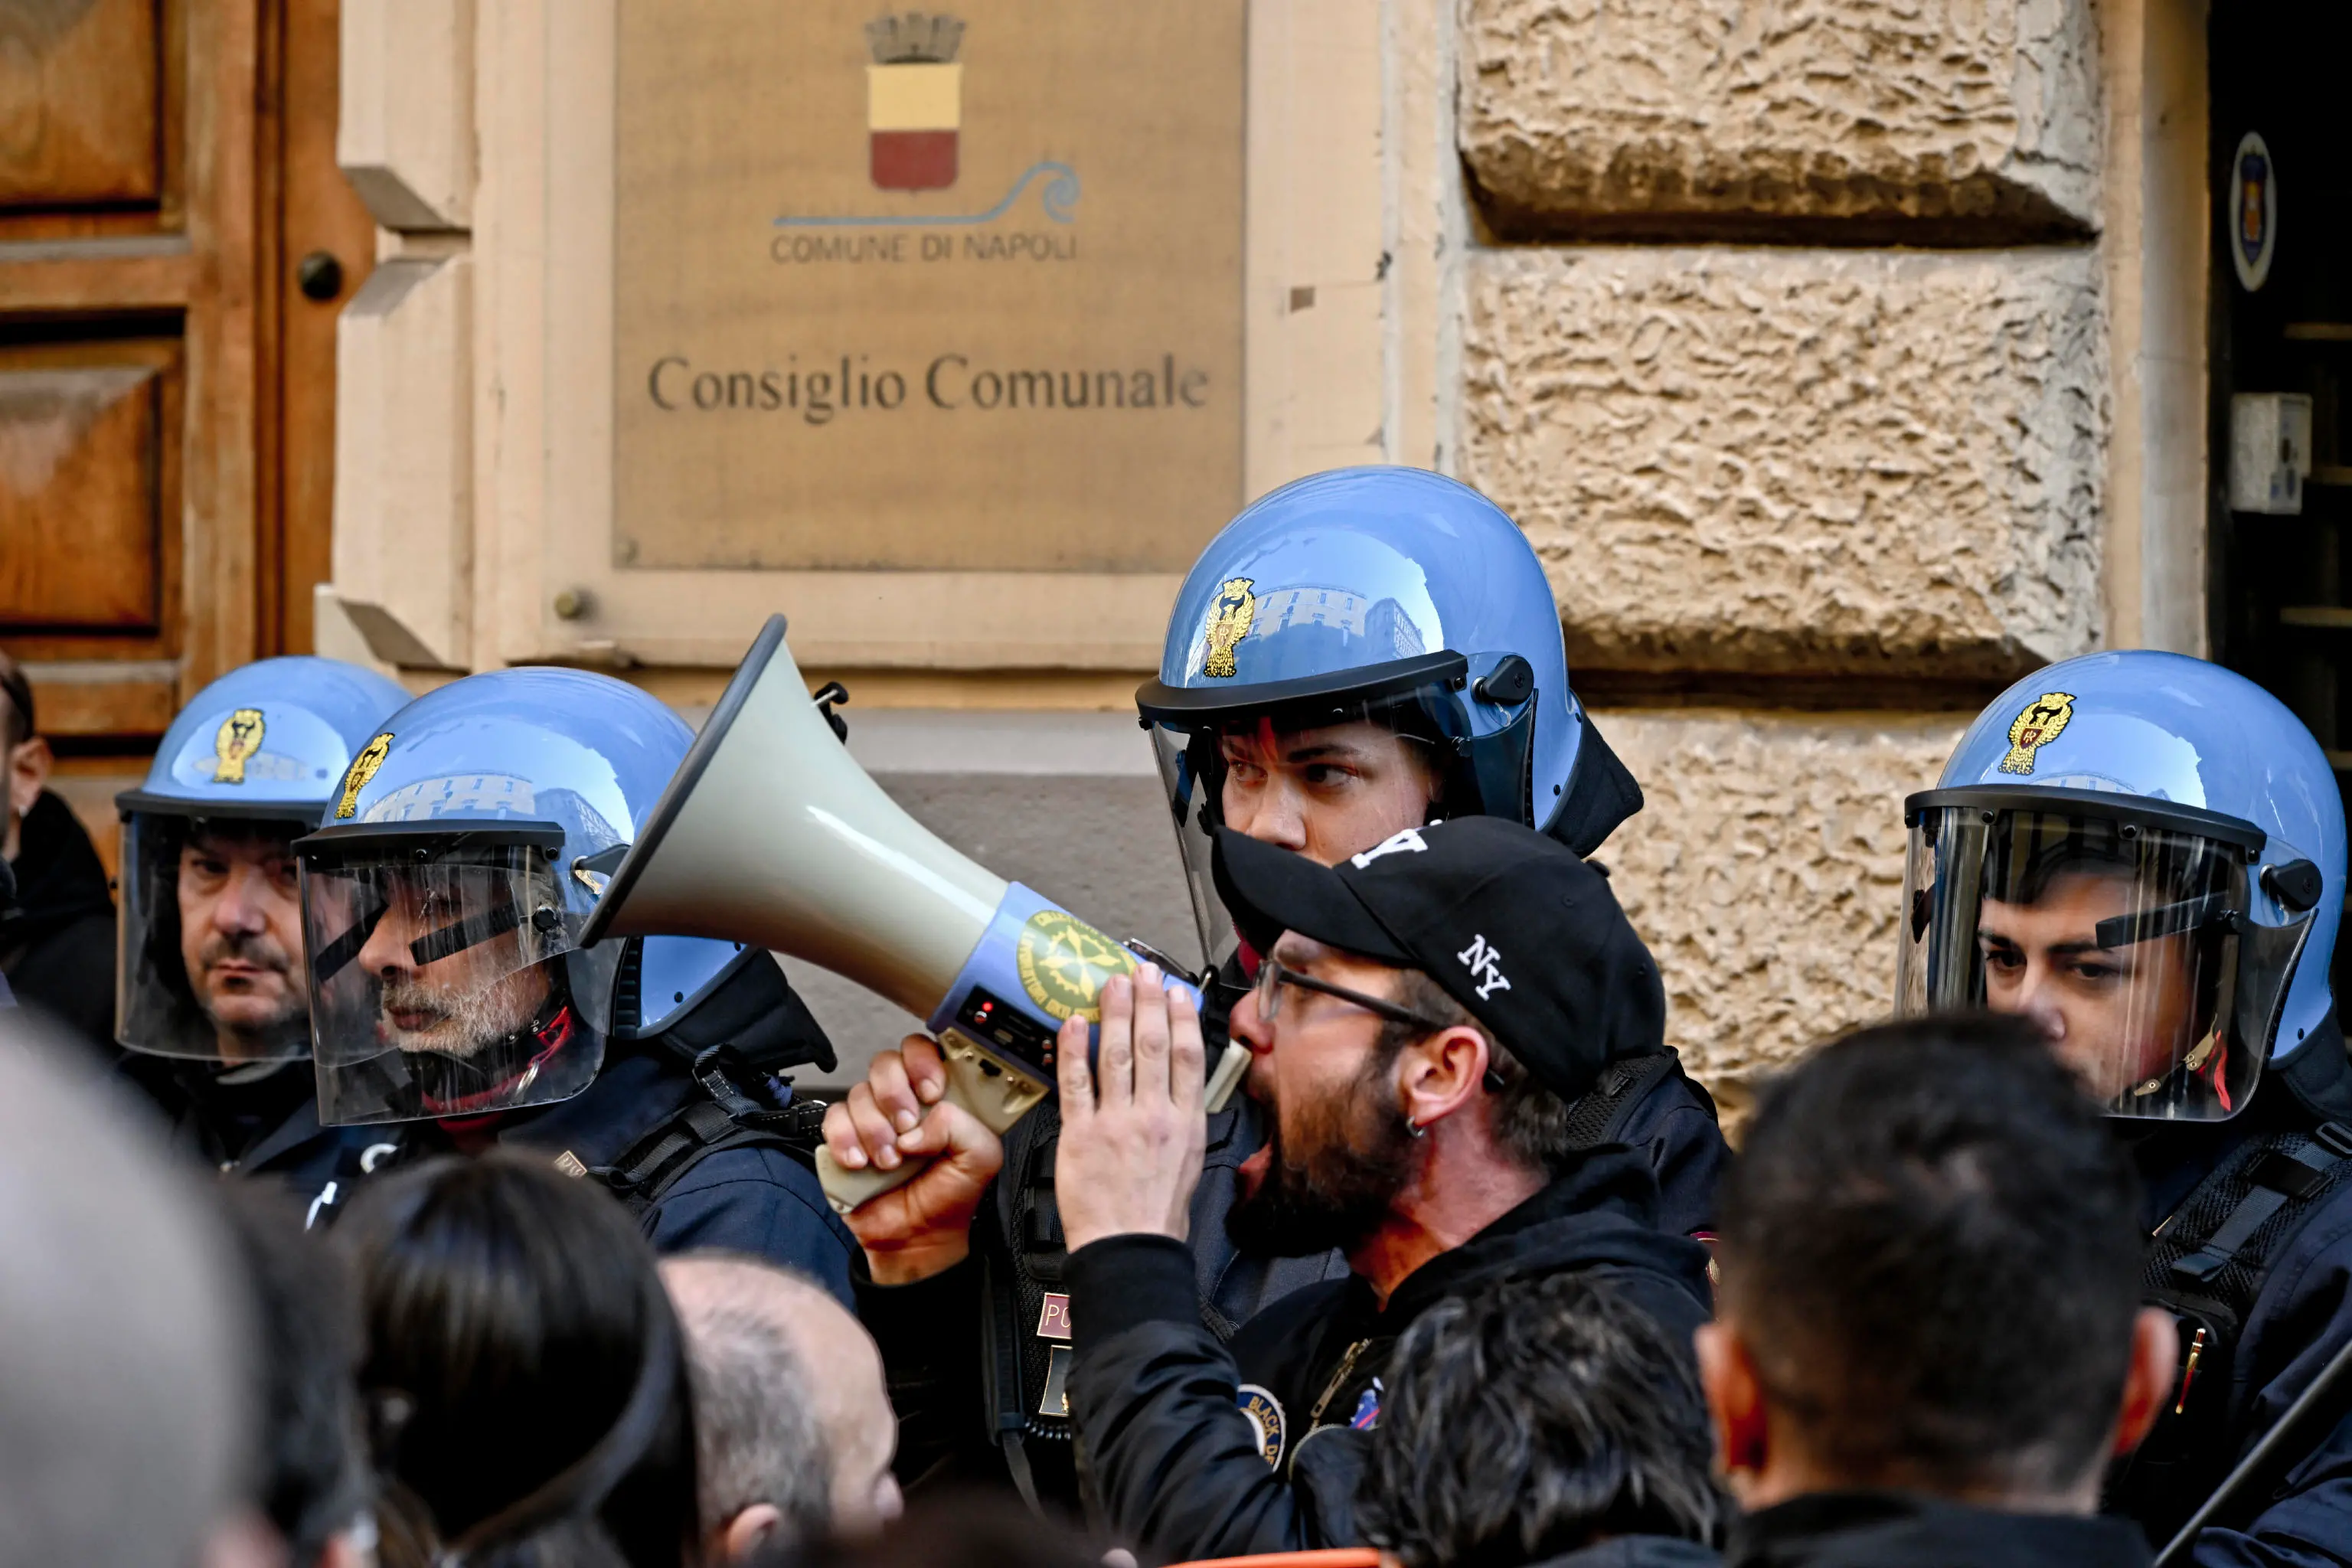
[0,0,372,766]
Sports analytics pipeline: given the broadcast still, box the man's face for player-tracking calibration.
[352,871,548,1058]
[1220,720,1437,867]
[1978,868,2203,1101]
[1224,933,1416,1257]
[176,830,306,1057]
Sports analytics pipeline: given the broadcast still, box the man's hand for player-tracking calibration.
[822,1035,1005,1285]
[1056,965,1207,1254]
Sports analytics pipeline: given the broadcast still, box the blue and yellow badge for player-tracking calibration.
[1998,693,2073,776]
[1201,577,1257,678]
[1237,1383,1286,1467]
[336,732,394,819]
[213,708,265,785]
[1015,909,1135,1023]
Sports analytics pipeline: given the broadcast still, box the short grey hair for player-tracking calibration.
[664,1255,832,1544]
[0,1011,254,1568]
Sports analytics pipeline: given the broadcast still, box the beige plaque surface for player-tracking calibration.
[614,2,1246,573]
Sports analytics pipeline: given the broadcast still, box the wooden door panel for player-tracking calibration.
[0,0,164,208]
[0,338,178,628]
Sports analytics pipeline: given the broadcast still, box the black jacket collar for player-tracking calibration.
[1729,1491,2150,1568]
[1380,1141,1704,1323]
[2,791,112,934]
[481,1047,700,1169]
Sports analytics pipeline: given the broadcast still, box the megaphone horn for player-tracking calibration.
[583,616,1243,1213]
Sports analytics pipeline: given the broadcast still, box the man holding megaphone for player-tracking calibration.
[824,469,1731,1511]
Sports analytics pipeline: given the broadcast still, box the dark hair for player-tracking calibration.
[340,1154,699,1568]
[1717,1013,2145,1494]
[0,648,31,752]
[770,1491,1099,1568]
[1357,1273,1720,1567]
[217,1185,370,1567]
[1378,968,1572,1172]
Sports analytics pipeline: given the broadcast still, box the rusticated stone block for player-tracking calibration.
[1596,708,1966,1124]
[1462,0,2101,239]
[1465,247,2105,679]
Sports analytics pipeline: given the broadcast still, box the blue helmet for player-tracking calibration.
[291,668,821,1125]
[1900,650,2345,1123]
[1136,466,1639,965]
[116,656,412,1063]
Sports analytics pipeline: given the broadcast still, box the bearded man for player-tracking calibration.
[1045,818,1713,1560]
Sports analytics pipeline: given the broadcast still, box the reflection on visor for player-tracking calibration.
[1897,798,2305,1124]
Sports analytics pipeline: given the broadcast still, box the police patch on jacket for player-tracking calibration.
[1237,1383,1285,1466]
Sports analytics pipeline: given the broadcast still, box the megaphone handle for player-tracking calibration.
[815,1029,1054,1215]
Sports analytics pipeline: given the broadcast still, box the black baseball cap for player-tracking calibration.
[1210,817,1666,1102]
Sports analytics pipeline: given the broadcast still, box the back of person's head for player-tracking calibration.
[1359,1272,1720,1567]
[1709,1013,2160,1506]
[662,1253,902,1562]
[341,1153,697,1568]
[772,1492,1099,1568]
[0,1011,254,1568]
[217,1184,371,1567]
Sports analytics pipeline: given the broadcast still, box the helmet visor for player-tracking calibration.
[1146,681,1508,970]
[1897,796,2295,1122]
[299,831,613,1125]
[117,810,315,1062]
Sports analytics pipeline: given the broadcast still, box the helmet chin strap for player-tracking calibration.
[415,994,576,1118]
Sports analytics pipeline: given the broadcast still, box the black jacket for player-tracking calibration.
[1063,1144,1715,1561]
[856,1006,1727,1514]
[1729,1492,2150,1568]
[1537,1541,1719,1568]
[1,791,116,1058]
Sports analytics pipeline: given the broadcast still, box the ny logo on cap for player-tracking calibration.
[1351,827,1428,869]
[1458,934,1512,1000]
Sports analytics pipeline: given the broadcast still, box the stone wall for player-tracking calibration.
[1462,0,2102,240]
[1597,710,1967,1120]
[1459,0,2109,1106]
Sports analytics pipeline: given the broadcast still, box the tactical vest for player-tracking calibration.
[2107,1119,2352,1542]
[593,1046,828,1216]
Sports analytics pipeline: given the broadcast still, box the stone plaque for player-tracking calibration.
[614,2,1246,573]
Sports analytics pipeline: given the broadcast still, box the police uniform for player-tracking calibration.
[861,469,1729,1514]
[1902,651,2352,1564]
[110,657,411,1216]
[293,666,857,1298]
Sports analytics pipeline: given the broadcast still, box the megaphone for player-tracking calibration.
[581,615,1248,1213]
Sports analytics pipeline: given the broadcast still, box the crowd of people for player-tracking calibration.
[4,466,2350,1568]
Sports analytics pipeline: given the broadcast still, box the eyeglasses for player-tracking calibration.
[1252,958,1453,1033]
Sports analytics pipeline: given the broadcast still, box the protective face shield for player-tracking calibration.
[1137,467,1638,969]
[1898,651,2345,1124]
[113,657,413,1063]
[116,808,314,1061]
[1900,791,2292,1120]
[298,825,616,1125]
[296,667,707,1125]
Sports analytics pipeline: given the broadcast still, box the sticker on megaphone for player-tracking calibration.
[815,882,1250,1215]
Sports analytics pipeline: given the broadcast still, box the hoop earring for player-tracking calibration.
[1405,1116,1426,1138]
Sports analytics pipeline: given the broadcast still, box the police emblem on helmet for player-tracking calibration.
[335,731,394,819]
[1998,692,2075,776]
[1201,577,1257,678]
[1236,1383,1285,1467]
[212,708,265,785]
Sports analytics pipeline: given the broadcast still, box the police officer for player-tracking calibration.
[294,667,858,1301]
[1900,649,2352,1561]
[829,467,1728,1509]
[114,656,410,1213]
